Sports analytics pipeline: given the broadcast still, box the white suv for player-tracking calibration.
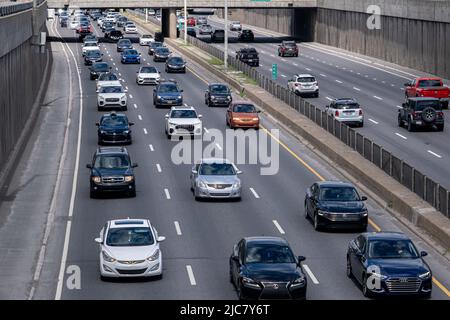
[326,98,364,127]
[97,84,128,111]
[82,41,100,56]
[136,66,160,85]
[287,74,319,97]
[95,219,165,280]
[165,106,203,139]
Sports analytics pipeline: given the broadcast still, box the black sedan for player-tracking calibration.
[153,47,171,62]
[116,38,132,52]
[304,181,368,231]
[238,29,255,42]
[229,237,307,300]
[347,232,432,298]
[89,62,111,80]
[148,41,164,55]
[165,56,186,73]
[96,112,134,145]
[205,83,232,107]
[84,50,103,65]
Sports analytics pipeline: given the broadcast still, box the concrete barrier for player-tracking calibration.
[129,12,450,251]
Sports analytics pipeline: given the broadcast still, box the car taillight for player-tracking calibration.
[359,110,363,116]
[335,110,340,117]
[412,111,420,119]
[437,112,444,118]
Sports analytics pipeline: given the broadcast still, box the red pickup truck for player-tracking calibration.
[404,77,450,108]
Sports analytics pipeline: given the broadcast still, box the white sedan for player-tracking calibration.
[95,219,165,280]
[136,66,160,85]
[139,34,154,46]
[82,41,100,56]
[125,23,137,34]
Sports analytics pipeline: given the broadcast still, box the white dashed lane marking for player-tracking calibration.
[272,220,285,234]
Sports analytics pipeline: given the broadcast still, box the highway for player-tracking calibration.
[198,15,450,190]
[45,17,450,300]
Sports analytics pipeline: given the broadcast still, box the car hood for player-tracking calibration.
[83,46,100,51]
[198,175,239,184]
[157,92,181,97]
[99,125,129,132]
[167,62,185,66]
[318,201,365,213]
[210,92,230,97]
[155,52,170,57]
[118,44,132,49]
[139,72,159,78]
[105,245,158,261]
[168,118,201,125]
[98,92,126,98]
[244,263,301,282]
[368,258,429,277]
[97,80,121,88]
[123,53,140,58]
[92,167,132,176]
[232,112,258,118]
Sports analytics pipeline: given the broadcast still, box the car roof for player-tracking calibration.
[231,100,254,105]
[96,146,128,155]
[198,158,232,164]
[170,106,195,111]
[102,112,127,118]
[209,83,228,87]
[316,180,355,188]
[408,97,440,102]
[109,219,150,229]
[364,232,410,241]
[297,74,315,78]
[244,236,289,246]
[335,98,358,104]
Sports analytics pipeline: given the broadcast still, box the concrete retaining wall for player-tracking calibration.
[0,2,52,184]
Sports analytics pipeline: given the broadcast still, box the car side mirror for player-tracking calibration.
[129,122,135,126]
[96,89,99,93]
[94,237,103,244]
[257,110,261,113]
[86,164,92,169]
[236,170,243,175]
[136,71,139,73]
[132,163,138,168]
[157,236,166,242]
[164,114,169,118]
[325,105,329,109]
[297,255,306,263]
[124,89,128,93]
[404,82,411,87]
[191,169,198,174]
[231,255,239,262]
[361,196,368,201]
[95,122,99,126]
[402,102,407,108]
[198,114,203,118]
[180,89,184,92]
[420,251,428,257]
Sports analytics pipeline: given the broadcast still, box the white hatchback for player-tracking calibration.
[95,219,165,279]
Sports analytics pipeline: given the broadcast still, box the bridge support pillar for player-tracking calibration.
[161,8,177,39]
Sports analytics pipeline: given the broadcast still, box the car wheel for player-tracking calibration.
[237,284,245,300]
[122,105,127,111]
[100,275,109,281]
[397,114,403,127]
[313,213,321,231]
[229,269,234,284]
[90,189,97,199]
[315,92,319,98]
[304,203,309,219]
[407,120,415,132]
[362,274,372,298]
[359,121,364,128]
[346,256,353,278]
[97,106,102,112]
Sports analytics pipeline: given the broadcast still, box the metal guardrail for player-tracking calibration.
[0,0,45,17]
[182,33,450,219]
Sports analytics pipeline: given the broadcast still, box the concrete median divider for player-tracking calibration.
[127,12,450,253]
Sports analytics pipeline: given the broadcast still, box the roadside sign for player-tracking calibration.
[272,63,278,80]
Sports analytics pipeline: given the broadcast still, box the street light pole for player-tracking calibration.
[224,0,228,70]
[184,0,187,44]
[145,8,148,23]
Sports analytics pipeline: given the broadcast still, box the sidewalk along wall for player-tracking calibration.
[0,1,52,183]
[315,8,450,80]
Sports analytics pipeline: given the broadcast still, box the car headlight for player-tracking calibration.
[252,117,259,121]
[241,277,260,289]
[317,210,327,216]
[361,209,368,216]
[123,130,130,134]
[227,95,231,100]
[124,175,134,182]
[232,181,241,189]
[157,95,162,99]
[91,176,101,183]
[177,95,182,99]
[291,275,306,286]
[100,130,106,134]
[121,95,127,100]
[98,96,105,101]
[147,249,160,261]
[197,180,207,188]
[419,271,431,279]
[168,121,177,126]
[102,251,116,263]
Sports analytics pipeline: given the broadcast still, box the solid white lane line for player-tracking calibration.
[216,143,223,150]
[149,144,154,151]
[174,221,182,235]
[138,115,142,120]
[272,220,285,234]
[186,265,197,285]
[156,163,162,172]
[303,264,319,284]
[395,133,407,140]
[335,80,343,84]
[374,96,383,100]
[164,188,171,199]
[133,103,138,109]
[143,128,148,134]
[368,118,378,124]
[325,96,333,101]
[428,150,442,158]
[353,87,361,91]
[249,187,260,199]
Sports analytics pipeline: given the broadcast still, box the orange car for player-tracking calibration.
[226,101,260,129]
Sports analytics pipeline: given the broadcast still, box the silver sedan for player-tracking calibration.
[190,158,242,200]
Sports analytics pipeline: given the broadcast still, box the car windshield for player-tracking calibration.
[93,63,109,71]
[211,85,229,93]
[106,227,154,247]
[101,116,127,127]
[169,57,184,64]
[118,40,131,46]
[199,163,235,175]
[156,48,169,54]
[335,102,360,110]
[368,239,419,259]
[99,73,118,81]
[87,51,101,57]
[125,50,138,55]
[415,100,441,110]
[85,43,97,47]
[245,244,296,264]
[297,77,316,83]
[171,110,197,118]
[100,86,123,93]
[151,42,163,48]
[319,186,360,201]
[233,104,256,113]
[158,84,179,93]
[140,66,157,73]
[142,34,152,38]
[94,154,130,169]
[418,79,441,87]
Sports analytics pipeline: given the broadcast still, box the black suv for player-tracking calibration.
[238,29,254,42]
[398,97,444,131]
[211,29,225,43]
[89,62,111,80]
[96,112,134,145]
[105,30,123,43]
[236,48,259,67]
[86,147,138,198]
[165,56,186,73]
[205,83,232,107]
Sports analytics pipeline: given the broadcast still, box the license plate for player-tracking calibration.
[248,59,253,62]
[416,121,422,125]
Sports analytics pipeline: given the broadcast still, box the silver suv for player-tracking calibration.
[326,98,364,127]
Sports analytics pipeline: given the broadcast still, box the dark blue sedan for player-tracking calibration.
[153,80,183,108]
[121,49,141,64]
[347,232,432,298]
